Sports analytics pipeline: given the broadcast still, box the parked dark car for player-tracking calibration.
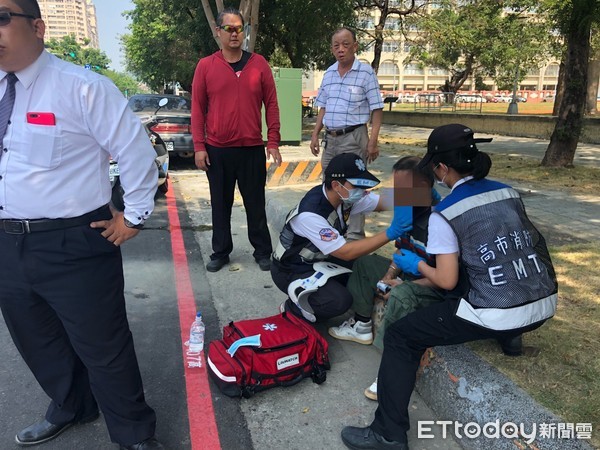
[127,94,194,158]
[110,99,170,211]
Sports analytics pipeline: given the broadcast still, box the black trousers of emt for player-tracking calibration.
[0,207,156,446]
[271,262,353,321]
[370,298,545,443]
[206,144,272,261]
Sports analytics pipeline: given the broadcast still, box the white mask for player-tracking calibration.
[433,163,448,187]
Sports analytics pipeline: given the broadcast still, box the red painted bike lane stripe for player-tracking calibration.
[165,187,221,450]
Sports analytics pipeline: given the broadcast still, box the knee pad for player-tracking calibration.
[287,262,352,322]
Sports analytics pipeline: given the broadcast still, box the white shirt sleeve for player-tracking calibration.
[426,213,459,255]
[290,212,346,255]
[349,192,379,216]
[84,78,158,224]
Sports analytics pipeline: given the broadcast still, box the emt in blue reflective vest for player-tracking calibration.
[340,124,558,450]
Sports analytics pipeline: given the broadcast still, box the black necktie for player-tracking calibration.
[0,72,18,147]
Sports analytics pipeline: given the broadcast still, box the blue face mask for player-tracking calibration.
[338,183,364,206]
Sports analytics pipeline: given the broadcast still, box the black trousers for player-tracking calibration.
[370,298,545,443]
[0,212,156,446]
[270,262,353,321]
[206,145,272,260]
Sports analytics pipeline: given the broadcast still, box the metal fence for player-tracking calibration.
[408,92,484,113]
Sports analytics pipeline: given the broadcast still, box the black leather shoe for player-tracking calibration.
[341,426,408,449]
[206,256,229,272]
[120,437,165,449]
[255,257,271,271]
[499,334,523,356]
[15,412,100,446]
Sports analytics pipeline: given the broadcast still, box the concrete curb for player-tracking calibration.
[415,345,595,450]
[265,190,596,450]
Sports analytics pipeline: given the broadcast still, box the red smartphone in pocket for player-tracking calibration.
[26,112,56,126]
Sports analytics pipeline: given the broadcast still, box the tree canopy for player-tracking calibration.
[46,35,110,72]
[45,35,144,96]
[354,0,421,74]
[122,0,356,91]
[122,0,207,93]
[406,0,551,93]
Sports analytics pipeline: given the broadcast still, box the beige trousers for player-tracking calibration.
[321,126,369,241]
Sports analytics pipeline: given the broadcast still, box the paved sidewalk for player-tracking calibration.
[175,171,462,450]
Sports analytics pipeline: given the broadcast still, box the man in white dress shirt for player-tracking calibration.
[0,1,163,448]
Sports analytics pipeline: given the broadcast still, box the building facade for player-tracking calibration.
[303,3,563,98]
[39,0,99,48]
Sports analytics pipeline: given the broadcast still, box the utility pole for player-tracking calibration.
[507,64,520,114]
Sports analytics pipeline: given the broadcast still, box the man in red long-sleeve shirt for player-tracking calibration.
[191,7,282,273]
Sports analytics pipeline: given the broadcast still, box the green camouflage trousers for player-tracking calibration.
[347,254,445,350]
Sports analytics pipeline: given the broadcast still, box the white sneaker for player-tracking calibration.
[328,318,373,345]
[364,378,377,401]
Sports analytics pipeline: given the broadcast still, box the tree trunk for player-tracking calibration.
[200,0,219,47]
[441,56,473,93]
[585,58,600,115]
[371,25,384,74]
[542,23,591,167]
[552,61,565,116]
[247,0,260,52]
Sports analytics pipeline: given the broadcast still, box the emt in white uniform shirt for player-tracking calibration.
[271,152,412,323]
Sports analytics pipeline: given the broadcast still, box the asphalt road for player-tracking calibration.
[0,188,251,450]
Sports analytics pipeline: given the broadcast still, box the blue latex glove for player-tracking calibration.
[431,188,442,204]
[386,206,412,240]
[393,250,425,277]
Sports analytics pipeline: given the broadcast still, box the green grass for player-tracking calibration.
[468,243,600,448]
[390,101,557,115]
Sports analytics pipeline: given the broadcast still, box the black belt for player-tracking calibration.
[1,205,111,235]
[325,124,365,137]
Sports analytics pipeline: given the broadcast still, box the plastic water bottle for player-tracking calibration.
[187,312,205,368]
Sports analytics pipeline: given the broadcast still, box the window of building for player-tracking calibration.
[382,41,399,53]
[403,63,423,75]
[544,64,559,77]
[428,67,448,76]
[380,62,400,75]
[358,16,374,29]
[384,19,399,30]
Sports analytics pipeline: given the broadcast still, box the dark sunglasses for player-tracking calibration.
[219,25,244,34]
[0,11,36,26]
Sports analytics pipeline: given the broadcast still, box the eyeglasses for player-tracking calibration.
[218,25,244,34]
[0,11,36,27]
